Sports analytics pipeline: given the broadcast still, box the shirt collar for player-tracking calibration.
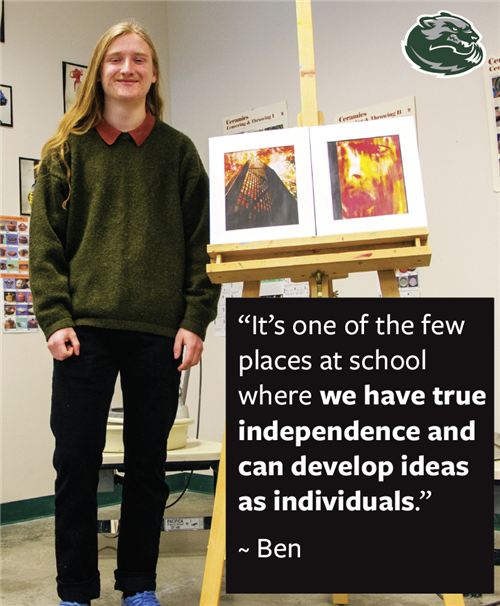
[96,111,155,147]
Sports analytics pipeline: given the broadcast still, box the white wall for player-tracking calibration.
[1,0,172,504]
[167,0,500,435]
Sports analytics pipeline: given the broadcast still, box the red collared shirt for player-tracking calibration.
[95,111,155,147]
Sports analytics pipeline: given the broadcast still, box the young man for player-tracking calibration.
[29,21,220,606]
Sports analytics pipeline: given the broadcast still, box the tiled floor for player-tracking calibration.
[1,492,499,606]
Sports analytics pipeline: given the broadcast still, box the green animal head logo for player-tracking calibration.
[402,11,485,77]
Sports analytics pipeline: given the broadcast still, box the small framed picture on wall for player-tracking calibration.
[0,84,13,127]
[1,0,5,43]
[62,61,87,113]
[19,158,39,216]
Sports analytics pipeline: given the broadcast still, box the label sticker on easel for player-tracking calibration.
[225,298,493,593]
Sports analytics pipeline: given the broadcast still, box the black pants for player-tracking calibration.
[50,326,180,603]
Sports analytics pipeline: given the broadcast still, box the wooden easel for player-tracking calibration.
[200,2,462,605]
[206,228,431,299]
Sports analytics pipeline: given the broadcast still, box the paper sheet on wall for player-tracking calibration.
[214,282,243,337]
[214,279,310,337]
[333,96,416,125]
[483,56,500,192]
[222,101,288,135]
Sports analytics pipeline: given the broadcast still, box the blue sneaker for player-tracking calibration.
[59,602,90,606]
[121,592,160,606]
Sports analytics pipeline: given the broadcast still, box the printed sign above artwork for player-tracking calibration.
[209,116,427,245]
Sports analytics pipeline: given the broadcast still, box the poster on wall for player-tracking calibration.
[2,275,38,333]
[1,216,38,333]
[63,61,87,113]
[222,101,288,135]
[19,157,39,216]
[0,84,13,127]
[483,56,500,192]
[1,216,30,274]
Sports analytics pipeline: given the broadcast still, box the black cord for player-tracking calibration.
[98,470,194,540]
[163,355,203,510]
[166,356,203,508]
[165,470,194,509]
[102,361,204,539]
[196,356,202,439]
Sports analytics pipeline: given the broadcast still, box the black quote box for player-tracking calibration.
[226,297,493,594]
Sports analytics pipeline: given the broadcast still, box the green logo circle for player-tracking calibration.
[402,11,485,77]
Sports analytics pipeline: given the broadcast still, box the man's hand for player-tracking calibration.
[47,327,80,361]
[173,328,203,371]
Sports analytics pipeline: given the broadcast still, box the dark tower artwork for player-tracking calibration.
[225,152,299,232]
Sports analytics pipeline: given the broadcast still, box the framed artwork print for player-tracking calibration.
[62,61,87,113]
[310,116,427,236]
[209,127,316,245]
[0,84,12,127]
[19,157,39,216]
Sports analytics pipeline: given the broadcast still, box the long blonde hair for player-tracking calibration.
[39,20,164,206]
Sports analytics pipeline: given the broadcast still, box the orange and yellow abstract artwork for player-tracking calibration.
[335,136,408,219]
[224,145,297,200]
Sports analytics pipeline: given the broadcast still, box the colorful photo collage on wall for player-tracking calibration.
[1,215,38,332]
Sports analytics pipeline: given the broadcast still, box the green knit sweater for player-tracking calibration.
[29,118,220,341]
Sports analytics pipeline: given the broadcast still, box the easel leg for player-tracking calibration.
[309,274,333,298]
[242,281,261,297]
[199,432,226,606]
[442,595,465,606]
[200,281,259,605]
[378,269,400,298]
[321,275,333,298]
[296,0,321,127]
[333,593,349,604]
